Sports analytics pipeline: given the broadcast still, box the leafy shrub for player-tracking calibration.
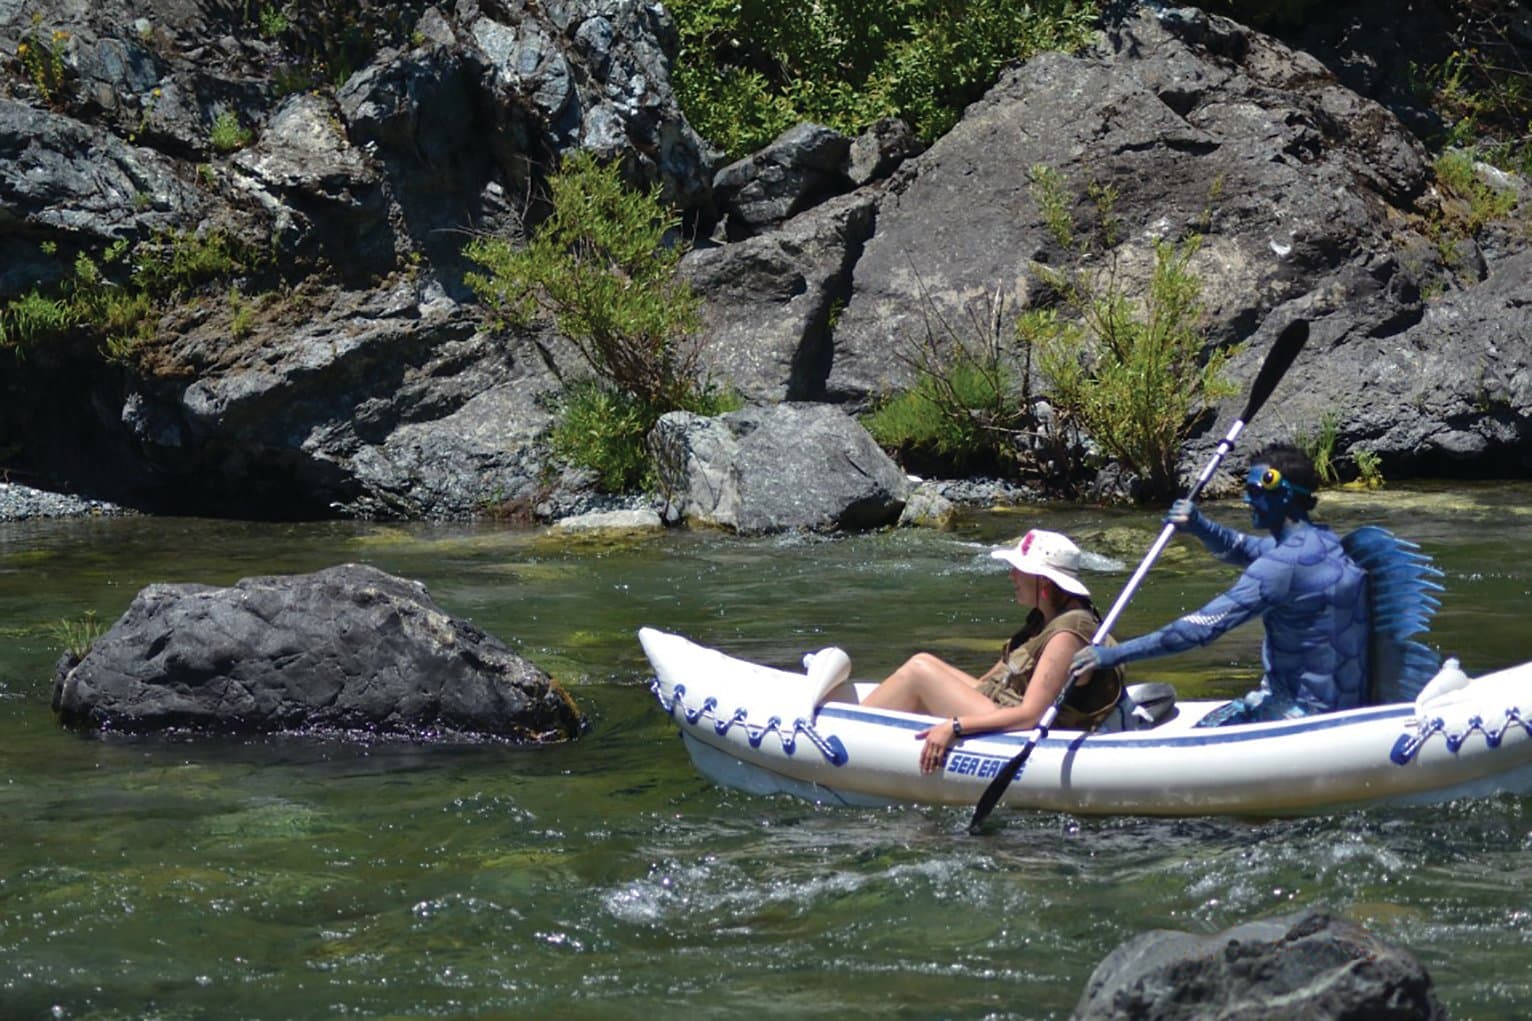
[15,14,71,106]
[1351,448,1385,489]
[465,152,723,491]
[865,357,1019,475]
[209,110,253,152]
[550,378,739,492]
[668,0,1099,160]
[1,230,265,367]
[1022,166,1236,501]
[1415,7,1532,175]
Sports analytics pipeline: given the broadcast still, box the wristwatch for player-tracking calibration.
[951,716,964,738]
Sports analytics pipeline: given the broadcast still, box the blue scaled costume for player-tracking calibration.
[1100,507,1371,725]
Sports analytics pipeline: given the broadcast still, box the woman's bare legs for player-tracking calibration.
[859,653,997,716]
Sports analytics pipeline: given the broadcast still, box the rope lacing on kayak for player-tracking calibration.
[1391,706,1529,764]
[650,679,849,765]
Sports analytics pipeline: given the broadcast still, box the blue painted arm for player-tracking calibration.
[1094,556,1289,670]
[1182,507,1271,566]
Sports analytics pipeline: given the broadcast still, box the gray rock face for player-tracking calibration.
[1260,249,1532,474]
[846,117,924,187]
[683,193,876,402]
[2,2,1528,517]
[0,1,711,519]
[713,123,854,238]
[52,563,582,741]
[116,278,566,519]
[1073,909,1446,1021]
[651,403,910,534]
[826,7,1436,406]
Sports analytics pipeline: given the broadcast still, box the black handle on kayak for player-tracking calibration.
[966,320,1310,834]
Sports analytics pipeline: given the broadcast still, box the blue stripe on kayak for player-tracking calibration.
[814,703,1417,750]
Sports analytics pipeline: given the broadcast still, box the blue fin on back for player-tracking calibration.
[1342,525,1444,704]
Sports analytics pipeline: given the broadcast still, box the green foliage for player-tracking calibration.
[259,4,290,39]
[249,1,425,91]
[1434,149,1519,231]
[1296,412,1389,490]
[49,611,104,660]
[864,356,1019,474]
[130,229,254,298]
[1023,166,1235,501]
[1415,10,1532,176]
[1296,412,1341,486]
[550,379,740,492]
[1,230,265,367]
[668,0,1099,160]
[1351,448,1385,489]
[1425,148,1522,276]
[209,110,253,152]
[860,280,1056,478]
[465,152,725,491]
[229,287,254,338]
[465,151,705,411]
[14,15,70,106]
[0,290,78,352]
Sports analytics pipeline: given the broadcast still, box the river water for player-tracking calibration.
[2,486,1529,1020]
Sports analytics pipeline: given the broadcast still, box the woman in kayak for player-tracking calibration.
[859,528,1124,774]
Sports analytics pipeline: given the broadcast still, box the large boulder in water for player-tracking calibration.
[1072,908,1446,1020]
[651,403,911,534]
[52,564,581,742]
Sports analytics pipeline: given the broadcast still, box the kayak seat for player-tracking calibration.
[1125,682,1177,727]
[803,647,853,706]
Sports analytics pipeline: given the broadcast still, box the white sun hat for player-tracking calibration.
[989,528,1090,597]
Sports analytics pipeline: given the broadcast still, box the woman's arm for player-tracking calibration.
[931,632,1089,737]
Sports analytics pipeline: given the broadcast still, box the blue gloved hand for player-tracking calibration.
[1068,644,1103,682]
[1163,498,1197,531]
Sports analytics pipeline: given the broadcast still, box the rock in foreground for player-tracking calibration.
[1073,909,1446,1020]
[53,564,581,742]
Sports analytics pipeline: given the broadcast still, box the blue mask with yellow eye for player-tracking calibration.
[1243,465,1309,529]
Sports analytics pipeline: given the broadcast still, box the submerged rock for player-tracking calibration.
[52,563,582,742]
[1073,908,1446,1020]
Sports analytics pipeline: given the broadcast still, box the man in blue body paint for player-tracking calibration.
[1070,443,1371,726]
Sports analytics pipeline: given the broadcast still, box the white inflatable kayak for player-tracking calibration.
[639,627,1532,816]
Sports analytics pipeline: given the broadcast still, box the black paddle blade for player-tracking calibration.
[967,739,1040,834]
[1239,319,1308,423]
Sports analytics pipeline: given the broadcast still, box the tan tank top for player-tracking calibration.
[975,607,1124,730]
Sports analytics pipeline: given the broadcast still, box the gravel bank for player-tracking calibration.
[0,483,131,522]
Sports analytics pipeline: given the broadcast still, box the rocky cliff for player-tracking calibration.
[1,2,1527,522]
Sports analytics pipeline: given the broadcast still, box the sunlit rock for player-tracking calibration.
[52,564,582,742]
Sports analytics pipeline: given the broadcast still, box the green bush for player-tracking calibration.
[209,110,253,152]
[668,0,1099,161]
[864,354,1019,475]
[1022,166,1236,501]
[1415,11,1532,175]
[1,230,265,366]
[550,378,739,492]
[465,152,725,491]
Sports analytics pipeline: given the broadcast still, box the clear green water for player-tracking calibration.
[2,487,1530,1020]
